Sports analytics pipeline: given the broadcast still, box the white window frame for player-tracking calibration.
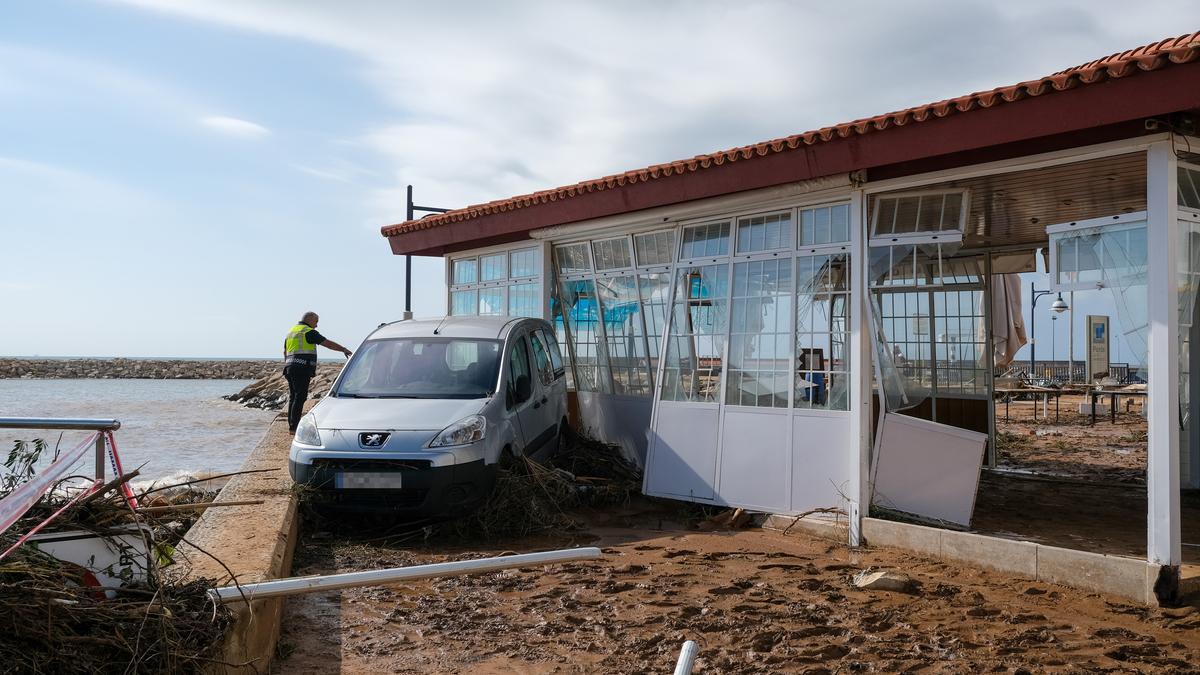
[868,188,970,244]
[679,219,733,262]
[659,200,856,414]
[447,243,544,318]
[634,228,678,267]
[734,209,794,255]
[1180,161,1200,215]
[590,235,635,272]
[1046,211,1148,292]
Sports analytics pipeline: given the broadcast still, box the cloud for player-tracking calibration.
[0,41,200,117]
[200,115,271,139]
[291,158,376,183]
[108,0,1200,222]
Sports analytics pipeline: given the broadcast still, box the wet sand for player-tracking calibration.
[995,394,1147,484]
[277,503,1200,673]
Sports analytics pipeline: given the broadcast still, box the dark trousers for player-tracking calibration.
[284,365,313,431]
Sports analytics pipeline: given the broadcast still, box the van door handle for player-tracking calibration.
[533,396,547,409]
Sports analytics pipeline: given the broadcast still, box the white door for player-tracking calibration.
[645,260,728,500]
[719,257,793,511]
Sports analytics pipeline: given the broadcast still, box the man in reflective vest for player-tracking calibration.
[284,311,352,432]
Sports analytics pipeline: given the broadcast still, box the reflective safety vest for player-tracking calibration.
[284,324,317,365]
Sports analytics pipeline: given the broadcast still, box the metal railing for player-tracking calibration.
[0,417,121,481]
[996,362,1136,385]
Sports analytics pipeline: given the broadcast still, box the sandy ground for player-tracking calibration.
[277,502,1200,674]
[972,393,1200,564]
[994,394,1147,484]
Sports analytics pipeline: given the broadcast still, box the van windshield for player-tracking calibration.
[334,338,502,399]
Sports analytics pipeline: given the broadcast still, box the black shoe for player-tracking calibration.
[288,427,297,433]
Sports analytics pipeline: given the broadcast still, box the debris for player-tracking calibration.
[0,453,237,672]
[673,639,698,675]
[211,546,603,603]
[697,507,752,531]
[852,569,916,593]
[443,435,640,540]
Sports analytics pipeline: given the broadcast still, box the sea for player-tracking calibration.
[0,379,276,486]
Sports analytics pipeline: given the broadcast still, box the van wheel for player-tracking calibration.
[499,446,516,469]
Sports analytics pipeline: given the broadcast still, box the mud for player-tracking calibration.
[277,502,1200,673]
[995,394,1147,484]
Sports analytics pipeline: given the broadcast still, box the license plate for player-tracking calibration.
[334,472,403,489]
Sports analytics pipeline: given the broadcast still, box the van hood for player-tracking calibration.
[310,396,490,431]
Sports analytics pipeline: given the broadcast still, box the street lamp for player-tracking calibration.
[404,185,451,320]
[1030,284,1069,382]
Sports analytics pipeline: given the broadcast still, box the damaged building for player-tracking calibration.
[380,32,1200,604]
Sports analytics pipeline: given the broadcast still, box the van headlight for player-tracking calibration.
[294,414,323,447]
[428,415,486,447]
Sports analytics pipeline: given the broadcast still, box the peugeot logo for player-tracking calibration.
[359,432,390,448]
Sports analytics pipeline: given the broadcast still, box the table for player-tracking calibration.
[1088,389,1149,425]
[995,387,1061,422]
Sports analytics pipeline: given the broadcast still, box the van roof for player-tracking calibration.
[368,315,548,341]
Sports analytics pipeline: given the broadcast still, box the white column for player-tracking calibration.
[540,241,554,320]
[1146,141,1181,566]
[848,188,871,546]
[442,257,453,318]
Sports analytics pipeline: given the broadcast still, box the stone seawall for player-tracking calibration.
[224,364,343,410]
[0,358,279,380]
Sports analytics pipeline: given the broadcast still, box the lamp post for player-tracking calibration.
[403,185,451,320]
[1051,315,1058,377]
[1030,283,1069,383]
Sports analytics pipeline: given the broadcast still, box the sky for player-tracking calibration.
[1,1,1197,359]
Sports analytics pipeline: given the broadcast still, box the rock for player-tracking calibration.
[222,364,342,411]
[0,357,277,381]
[852,569,916,593]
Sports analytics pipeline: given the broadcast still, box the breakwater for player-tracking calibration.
[224,364,343,410]
[0,358,278,380]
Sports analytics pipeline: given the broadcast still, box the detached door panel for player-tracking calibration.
[646,405,718,500]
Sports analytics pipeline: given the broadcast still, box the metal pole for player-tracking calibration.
[404,184,414,321]
[1029,281,1037,381]
[0,418,120,431]
[984,254,996,468]
[673,640,699,675]
[1052,315,1057,372]
[1068,290,1076,383]
[209,547,603,603]
[94,433,105,482]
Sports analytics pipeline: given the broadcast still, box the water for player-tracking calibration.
[0,379,275,484]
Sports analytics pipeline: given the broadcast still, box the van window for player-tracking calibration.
[529,331,554,386]
[507,337,533,409]
[335,338,501,399]
[537,328,565,377]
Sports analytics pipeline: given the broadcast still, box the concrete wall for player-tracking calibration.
[862,517,1163,605]
[176,416,300,674]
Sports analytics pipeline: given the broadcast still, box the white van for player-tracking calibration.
[288,316,570,515]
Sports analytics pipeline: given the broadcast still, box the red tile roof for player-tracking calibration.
[382,31,1200,238]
